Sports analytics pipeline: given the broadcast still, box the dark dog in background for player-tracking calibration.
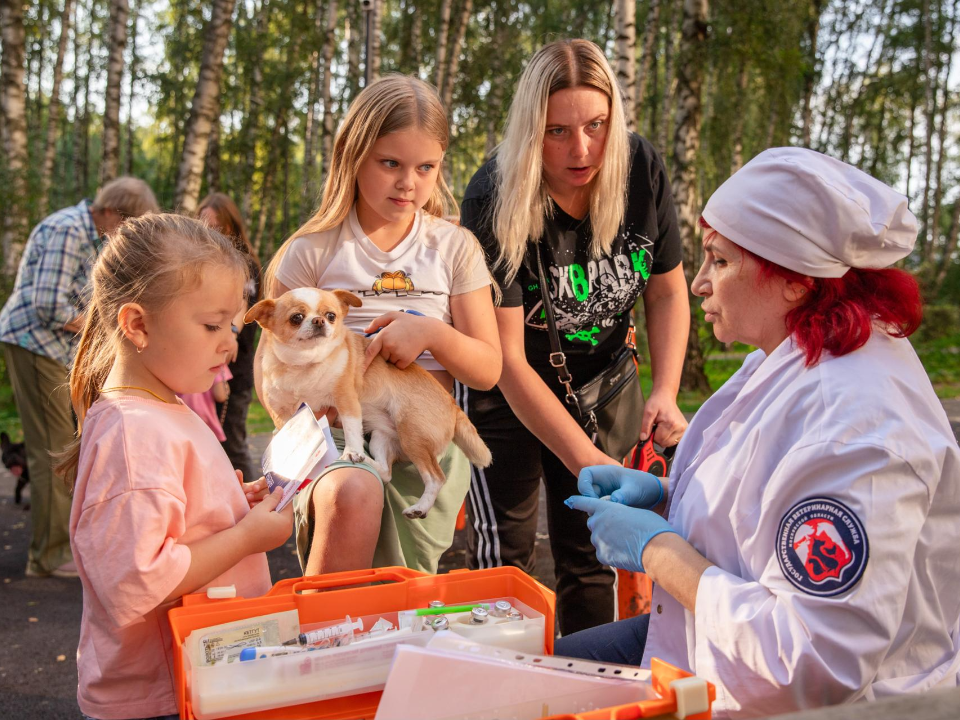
[1,432,29,507]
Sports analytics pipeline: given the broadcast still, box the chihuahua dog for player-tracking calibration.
[248,288,492,519]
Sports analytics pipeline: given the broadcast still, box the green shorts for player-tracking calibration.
[293,427,471,574]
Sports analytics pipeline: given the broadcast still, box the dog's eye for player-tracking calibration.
[290,313,304,326]
[325,312,337,323]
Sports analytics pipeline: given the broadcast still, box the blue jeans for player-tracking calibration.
[554,612,649,665]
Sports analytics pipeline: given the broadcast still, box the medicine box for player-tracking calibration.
[168,566,556,720]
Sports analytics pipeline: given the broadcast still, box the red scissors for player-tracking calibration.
[624,424,675,477]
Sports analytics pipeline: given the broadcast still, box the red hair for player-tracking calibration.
[698,217,923,366]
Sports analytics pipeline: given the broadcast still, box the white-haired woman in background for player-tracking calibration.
[460,38,690,634]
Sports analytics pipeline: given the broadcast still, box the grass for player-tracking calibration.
[1,333,957,442]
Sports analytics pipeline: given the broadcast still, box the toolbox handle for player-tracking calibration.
[287,566,425,595]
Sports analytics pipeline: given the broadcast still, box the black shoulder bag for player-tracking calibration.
[535,244,646,462]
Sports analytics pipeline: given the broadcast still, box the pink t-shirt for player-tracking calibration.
[179,365,233,441]
[70,396,272,720]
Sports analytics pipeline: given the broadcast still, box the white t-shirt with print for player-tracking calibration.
[275,207,491,372]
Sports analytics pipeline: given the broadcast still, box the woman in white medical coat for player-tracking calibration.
[560,147,960,718]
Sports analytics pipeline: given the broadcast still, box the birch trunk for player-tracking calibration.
[919,0,936,251]
[366,0,381,83]
[346,0,361,100]
[615,0,637,131]
[240,1,269,219]
[69,0,81,197]
[659,0,680,154]
[484,10,503,155]
[0,0,29,278]
[435,0,453,91]
[672,0,710,394]
[926,1,956,265]
[75,1,94,197]
[440,0,472,109]
[100,0,128,185]
[124,0,138,176]
[206,101,221,192]
[39,0,75,219]
[800,0,823,147]
[729,60,748,174]
[174,0,237,214]
[404,0,422,77]
[318,0,339,192]
[301,0,325,221]
[637,0,660,122]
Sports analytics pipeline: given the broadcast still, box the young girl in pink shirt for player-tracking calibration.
[55,214,293,720]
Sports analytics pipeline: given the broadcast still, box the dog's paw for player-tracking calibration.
[402,503,430,520]
[340,448,367,464]
[375,461,393,483]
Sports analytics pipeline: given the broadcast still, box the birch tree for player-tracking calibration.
[440,0,472,110]
[174,0,237,214]
[672,0,710,393]
[100,0,128,185]
[39,0,75,218]
[614,0,637,131]
[435,0,453,92]
[124,0,138,176]
[637,0,660,118]
[301,0,325,220]
[318,0,339,190]
[1,0,29,277]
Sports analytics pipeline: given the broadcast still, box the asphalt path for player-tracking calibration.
[1,400,956,719]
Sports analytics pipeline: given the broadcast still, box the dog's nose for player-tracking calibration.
[311,317,323,327]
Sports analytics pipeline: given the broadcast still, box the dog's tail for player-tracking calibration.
[453,409,493,468]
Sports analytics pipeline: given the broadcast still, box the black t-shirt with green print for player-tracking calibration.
[461,133,683,389]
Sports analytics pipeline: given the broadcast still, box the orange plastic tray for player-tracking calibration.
[543,657,715,719]
[168,566,556,719]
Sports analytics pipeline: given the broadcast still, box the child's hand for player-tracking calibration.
[236,487,294,554]
[242,476,270,508]
[364,312,438,370]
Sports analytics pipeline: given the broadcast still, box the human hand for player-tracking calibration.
[564,496,677,573]
[242,475,270,508]
[577,466,664,508]
[641,389,688,446]
[363,312,438,370]
[236,487,294,554]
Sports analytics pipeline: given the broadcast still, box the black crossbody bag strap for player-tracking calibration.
[535,242,600,437]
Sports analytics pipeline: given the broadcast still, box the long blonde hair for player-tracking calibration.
[55,214,248,488]
[493,39,630,285]
[264,74,457,298]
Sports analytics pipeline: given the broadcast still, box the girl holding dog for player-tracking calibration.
[262,75,502,577]
[460,39,690,635]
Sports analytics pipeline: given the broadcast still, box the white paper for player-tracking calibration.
[261,403,340,511]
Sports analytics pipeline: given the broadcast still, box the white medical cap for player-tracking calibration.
[701,147,917,278]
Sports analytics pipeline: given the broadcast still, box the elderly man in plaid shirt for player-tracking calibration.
[0,177,158,578]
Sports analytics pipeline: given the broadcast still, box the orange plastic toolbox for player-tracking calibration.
[169,566,713,720]
[543,657,715,719]
[169,566,556,719]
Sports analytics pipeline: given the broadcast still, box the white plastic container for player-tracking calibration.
[186,627,432,720]
[400,596,545,654]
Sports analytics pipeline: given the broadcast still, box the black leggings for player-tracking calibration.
[463,385,616,636]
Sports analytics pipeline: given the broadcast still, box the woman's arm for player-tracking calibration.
[641,265,690,446]
[642,532,712,612]
[496,306,619,475]
[363,286,503,389]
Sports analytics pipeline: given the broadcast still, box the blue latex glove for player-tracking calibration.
[564,496,678,573]
[578,466,664,508]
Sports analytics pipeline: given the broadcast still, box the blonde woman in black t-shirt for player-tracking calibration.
[460,39,689,635]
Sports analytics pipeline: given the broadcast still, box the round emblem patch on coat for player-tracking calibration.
[777,497,869,597]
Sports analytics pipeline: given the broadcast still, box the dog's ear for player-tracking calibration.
[244,299,276,328]
[333,290,362,310]
[0,432,8,449]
